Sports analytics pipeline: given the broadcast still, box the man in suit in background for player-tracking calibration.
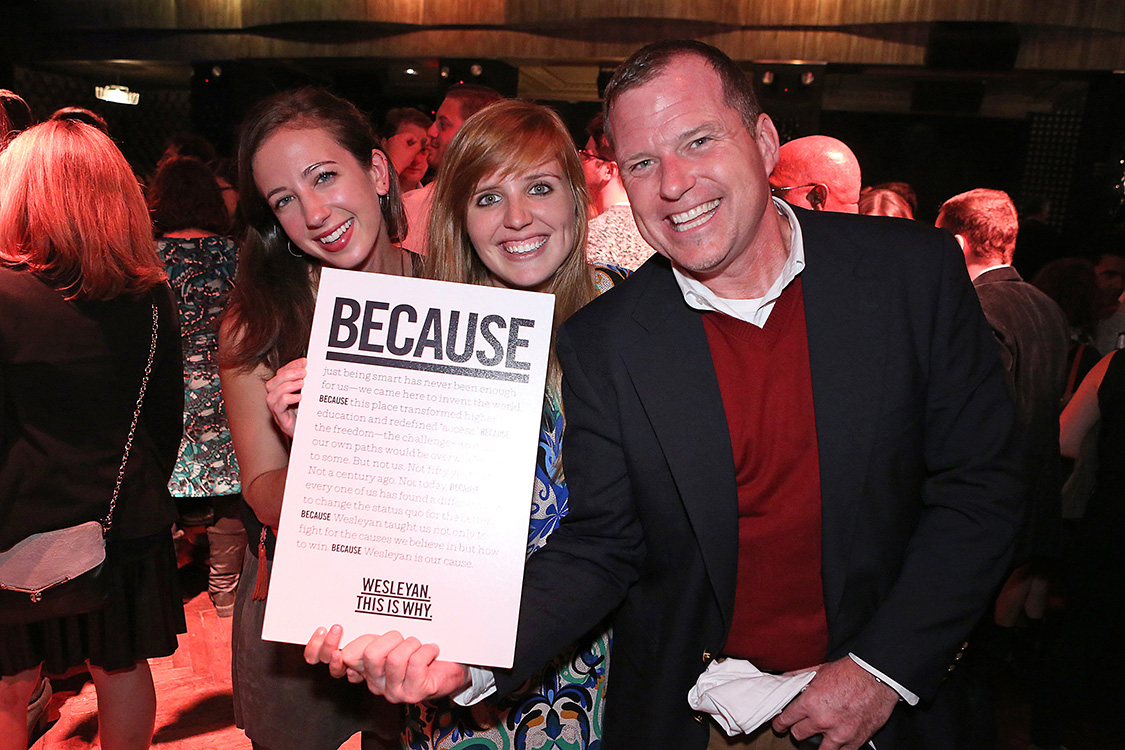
[937,189,1069,630]
[310,40,1024,750]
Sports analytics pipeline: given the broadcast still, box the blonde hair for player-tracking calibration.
[424,99,595,395]
[0,119,164,300]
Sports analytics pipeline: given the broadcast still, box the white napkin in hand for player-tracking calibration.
[687,659,816,736]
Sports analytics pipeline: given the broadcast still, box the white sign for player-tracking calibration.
[261,268,554,668]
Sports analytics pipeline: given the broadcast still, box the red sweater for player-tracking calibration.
[702,277,829,672]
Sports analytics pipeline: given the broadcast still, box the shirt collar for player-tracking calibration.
[976,262,1012,277]
[672,197,805,327]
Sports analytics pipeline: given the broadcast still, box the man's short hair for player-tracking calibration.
[443,84,504,122]
[937,188,1019,263]
[585,112,612,160]
[603,40,762,148]
[381,107,432,140]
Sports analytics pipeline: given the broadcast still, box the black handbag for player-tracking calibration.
[0,302,158,624]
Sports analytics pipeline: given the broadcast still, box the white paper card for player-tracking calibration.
[261,267,555,668]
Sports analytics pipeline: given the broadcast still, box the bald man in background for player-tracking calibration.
[769,135,861,214]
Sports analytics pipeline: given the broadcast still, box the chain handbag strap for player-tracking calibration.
[102,300,159,535]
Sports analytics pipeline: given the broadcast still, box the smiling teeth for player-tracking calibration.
[502,237,547,255]
[319,218,353,244]
[670,199,720,231]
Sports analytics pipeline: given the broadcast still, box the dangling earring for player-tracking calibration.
[379,193,389,212]
[287,241,303,258]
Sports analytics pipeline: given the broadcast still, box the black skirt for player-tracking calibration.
[0,528,186,676]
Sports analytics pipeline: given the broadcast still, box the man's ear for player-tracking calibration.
[755,114,781,175]
[808,184,828,211]
[953,233,967,251]
[606,160,620,180]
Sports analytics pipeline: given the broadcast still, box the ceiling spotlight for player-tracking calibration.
[440,66,450,79]
[212,65,222,77]
[760,71,774,85]
[95,84,139,105]
[405,67,417,76]
[470,64,483,77]
[801,71,816,85]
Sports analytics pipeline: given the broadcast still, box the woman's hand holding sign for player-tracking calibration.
[264,357,307,438]
[305,625,472,703]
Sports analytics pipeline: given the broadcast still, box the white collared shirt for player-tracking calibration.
[671,198,804,328]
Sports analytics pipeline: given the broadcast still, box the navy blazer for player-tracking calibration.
[494,209,1024,749]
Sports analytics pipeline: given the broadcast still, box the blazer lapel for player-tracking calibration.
[800,214,890,631]
[618,262,740,624]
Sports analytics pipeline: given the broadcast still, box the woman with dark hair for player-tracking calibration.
[382,107,432,193]
[1032,257,1103,396]
[301,99,625,750]
[858,187,914,220]
[219,87,414,750]
[0,120,185,750]
[148,155,245,617]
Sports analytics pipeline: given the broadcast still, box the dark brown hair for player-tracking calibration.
[223,87,406,372]
[603,40,762,148]
[148,156,230,236]
[442,84,504,122]
[49,106,109,134]
[1032,258,1098,334]
[0,119,164,300]
[381,107,432,140]
[0,89,32,134]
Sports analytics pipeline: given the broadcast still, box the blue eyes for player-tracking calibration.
[270,170,338,211]
[474,182,553,207]
[627,136,713,175]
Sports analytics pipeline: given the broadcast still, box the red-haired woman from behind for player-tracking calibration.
[0,120,186,750]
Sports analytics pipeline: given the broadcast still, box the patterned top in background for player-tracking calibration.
[585,204,656,272]
[157,236,241,498]
[403,264,629,750]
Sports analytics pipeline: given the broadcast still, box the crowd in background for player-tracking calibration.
[1,39,1123,750]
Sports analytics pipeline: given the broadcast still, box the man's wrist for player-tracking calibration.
[451,666,496,706]
[848,653,920,705]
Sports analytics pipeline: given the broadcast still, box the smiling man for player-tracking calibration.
[309,40,1024,750]
[495,40,1021,750]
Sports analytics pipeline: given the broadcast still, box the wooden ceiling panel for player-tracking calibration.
[39,0,1125,32]
[505,0,733,25]
[22,0,1125,70]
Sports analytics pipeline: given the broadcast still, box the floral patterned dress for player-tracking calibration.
[402,265,628,750]
[157,235,241,498]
